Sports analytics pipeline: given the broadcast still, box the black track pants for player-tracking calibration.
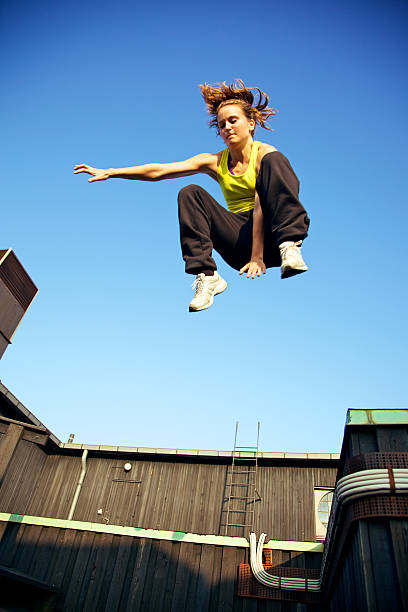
[178,151,310,274]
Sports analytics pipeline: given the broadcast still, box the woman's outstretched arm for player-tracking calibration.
[74,153,218,182]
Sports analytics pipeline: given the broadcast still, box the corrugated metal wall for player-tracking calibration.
[0,436,337,540]
[0,522,323,612]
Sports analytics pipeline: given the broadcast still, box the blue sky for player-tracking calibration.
[1,0,407,453]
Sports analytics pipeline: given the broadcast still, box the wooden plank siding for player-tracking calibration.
[0,280,25,343]
[339,424,408,472]
[0,438,48,514]
[0,443,79,518]
[327,424,408,611]
[0,437,337,542]
[328,519,406,612]
[0,423,24,485]
[0,250,37,358]
[0,522,323,611]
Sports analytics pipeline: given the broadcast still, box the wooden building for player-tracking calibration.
[0,249,37,359]
[0,382,407,611]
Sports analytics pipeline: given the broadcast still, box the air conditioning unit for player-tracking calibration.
[314,487,334,541]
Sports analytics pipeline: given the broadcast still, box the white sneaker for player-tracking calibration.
[189,272,227,312]
[280,241,308,279]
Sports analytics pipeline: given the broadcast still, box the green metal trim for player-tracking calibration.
[346,409,408,426]
[263,540,323,552]
[0,513,323,552]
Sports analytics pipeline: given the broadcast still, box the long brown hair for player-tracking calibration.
[199,79,277,134]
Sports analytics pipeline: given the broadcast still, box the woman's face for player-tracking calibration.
[217,104,255,147]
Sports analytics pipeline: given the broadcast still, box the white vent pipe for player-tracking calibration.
[68,449,88,520]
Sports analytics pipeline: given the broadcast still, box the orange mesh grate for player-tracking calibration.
[344,452,408,475]
[262,549,273,565]
[238,563,321,603]
[350,495,408,520]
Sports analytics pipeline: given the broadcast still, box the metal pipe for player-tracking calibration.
[68,449,88,520]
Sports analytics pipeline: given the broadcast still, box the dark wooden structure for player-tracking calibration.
[0,249,37,358]
[324,411,408,610]
[0,382,407,610]
[0,522,325,612]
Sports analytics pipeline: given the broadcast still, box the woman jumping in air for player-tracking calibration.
[74,80,310,312]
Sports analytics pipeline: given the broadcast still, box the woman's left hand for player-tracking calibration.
[239,258,266,279]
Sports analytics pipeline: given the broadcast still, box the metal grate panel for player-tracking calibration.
[238,563,321,603]
[344,452,408,475]
[350,494,408,521]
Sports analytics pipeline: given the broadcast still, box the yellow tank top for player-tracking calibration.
[217,141,259,213]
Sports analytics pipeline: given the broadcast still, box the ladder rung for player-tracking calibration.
[235,446,258,449]
[229,496,252,499]
[225,523,253,527]
[227,482,256,486]
[230,470,257,474]
[228,509,255,513]
[232,457,257,461]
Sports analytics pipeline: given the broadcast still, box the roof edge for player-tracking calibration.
[0,382,340,460]
[60,442,340,460]
[346,408,408,426]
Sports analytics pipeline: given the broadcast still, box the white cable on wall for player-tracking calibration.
[250,467,408,593]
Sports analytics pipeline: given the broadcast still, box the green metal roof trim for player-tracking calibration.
[346,409,408,426]
[0,513,323,553]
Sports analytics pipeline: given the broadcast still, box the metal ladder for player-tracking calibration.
[223,421,260,536]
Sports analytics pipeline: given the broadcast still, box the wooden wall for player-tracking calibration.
[0,420,337,610]
[329,519,407,612]
[0,433,337,541]
[341,424,408,466]
[0,521,324,612]
[328,424,408,611]
[0,249,38,359]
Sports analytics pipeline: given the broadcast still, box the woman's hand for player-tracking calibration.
[74,164,111,182]
[239,258,266,279]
